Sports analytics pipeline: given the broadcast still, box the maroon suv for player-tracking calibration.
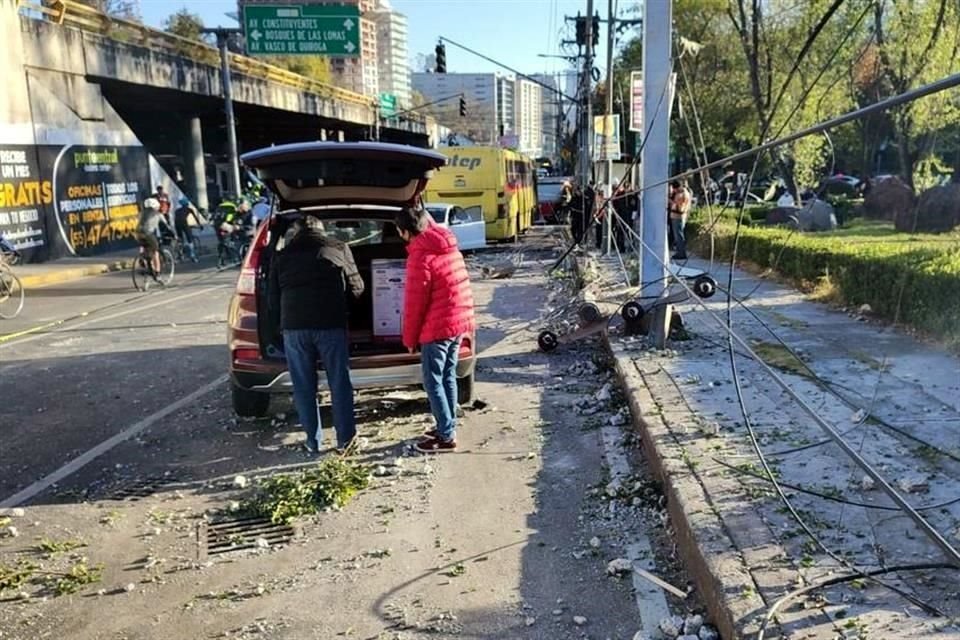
[227,142,477,417]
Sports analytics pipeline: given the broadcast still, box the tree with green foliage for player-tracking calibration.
[163,8,204,42]
[77,0,140,21]
[264,56,333,86]
[871,0,960,187]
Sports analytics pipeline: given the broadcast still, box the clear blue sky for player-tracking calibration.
[139,0,637,78]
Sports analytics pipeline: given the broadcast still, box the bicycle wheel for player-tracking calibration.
[217,243,228,268]
[157,249,175,286]
[0,268,25,319]
[131,254,152,291]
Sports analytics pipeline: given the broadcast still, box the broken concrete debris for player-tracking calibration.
[606,557,633,576]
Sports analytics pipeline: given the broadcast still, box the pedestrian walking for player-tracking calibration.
[394,206,475,453]
[669,179,692,260]
[269,216,364,454]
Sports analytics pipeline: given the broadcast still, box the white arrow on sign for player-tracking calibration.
[344,41,356,53]
[250,29,262,40]
[343,18,355,30]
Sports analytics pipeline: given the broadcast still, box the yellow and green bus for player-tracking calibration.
[424,147,537,242]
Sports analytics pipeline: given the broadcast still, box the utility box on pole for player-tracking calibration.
[639,0,672,347]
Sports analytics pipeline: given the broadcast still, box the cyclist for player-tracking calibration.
[173,197,200,262]
[0,232,21,265]
[153,185,172,226]
[136,197,169,277]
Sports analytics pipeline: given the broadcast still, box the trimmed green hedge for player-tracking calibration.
[687,219,960,347]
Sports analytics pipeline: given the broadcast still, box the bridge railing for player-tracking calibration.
[20,0,424,125]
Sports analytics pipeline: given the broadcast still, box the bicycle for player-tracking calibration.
[216,227,249,268]
[0,261,24,319]
[131,237,175,291]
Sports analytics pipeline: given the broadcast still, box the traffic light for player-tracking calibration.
[459,96,466,117]
[435,43,446,73]
[575,14,600,47]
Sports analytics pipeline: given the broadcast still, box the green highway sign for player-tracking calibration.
[378,93,397,117]
[243,4,361,56]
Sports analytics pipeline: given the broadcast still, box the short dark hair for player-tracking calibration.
[394,206,429,235]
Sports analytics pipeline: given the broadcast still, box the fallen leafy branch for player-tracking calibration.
[241,457,372,524]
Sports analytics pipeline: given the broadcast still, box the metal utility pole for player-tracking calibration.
[203,27,243,199]
[580,0,595,236]
[640,0,672,347]
[603,0,615,254]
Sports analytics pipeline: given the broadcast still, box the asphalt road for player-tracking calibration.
[0,259,235,500]
[0,234,690,639]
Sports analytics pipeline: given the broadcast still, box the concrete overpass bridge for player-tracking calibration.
[1,0,430,260]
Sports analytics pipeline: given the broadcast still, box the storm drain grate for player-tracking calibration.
[105,474,179,501]
[198,517,296,559]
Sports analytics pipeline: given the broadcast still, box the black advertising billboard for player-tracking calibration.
[0,145,52,261]
[40,145,151,257]
[0,144,153,260]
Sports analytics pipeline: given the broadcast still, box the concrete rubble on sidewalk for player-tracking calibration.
[583,252,960,639]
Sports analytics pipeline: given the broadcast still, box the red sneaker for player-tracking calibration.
[415,436,457,453]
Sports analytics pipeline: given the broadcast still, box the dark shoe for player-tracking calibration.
[302,442,319,455]
[672,254,687,260]
[415,436,457,453]
[419,429,439,442]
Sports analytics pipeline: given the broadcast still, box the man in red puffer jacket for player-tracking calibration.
[394,205,475,453]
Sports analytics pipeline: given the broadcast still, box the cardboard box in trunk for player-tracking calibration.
[371,259,406,339]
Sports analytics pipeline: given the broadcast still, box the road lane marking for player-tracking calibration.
[0,374,229,508]
[0,283,229,352]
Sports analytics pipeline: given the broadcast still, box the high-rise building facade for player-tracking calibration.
[412,72,515,146]
[237,0,379,97]
[370,0,411,107]
[514,78,543,157]
[530,74,563,160]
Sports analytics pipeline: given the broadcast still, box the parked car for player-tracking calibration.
[818,174,862,197]
[424,203,486,251]
[227,142,477,417]
[537,176,571,224]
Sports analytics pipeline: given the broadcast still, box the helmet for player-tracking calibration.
[143,197,160,210]
[178,196,190,206]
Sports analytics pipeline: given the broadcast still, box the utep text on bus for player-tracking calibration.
[447,155,481,171]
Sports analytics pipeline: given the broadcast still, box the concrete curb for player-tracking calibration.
[18,259,136,289]
[571,251,767,639]
[605,346,766,639]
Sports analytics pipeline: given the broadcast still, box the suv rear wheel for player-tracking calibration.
[232,382,271,417]
[457,371,475,405]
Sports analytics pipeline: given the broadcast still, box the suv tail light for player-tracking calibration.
[236,223,270,296]
[233,348,259,361]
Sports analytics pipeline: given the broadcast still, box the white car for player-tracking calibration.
[424,203,486,251]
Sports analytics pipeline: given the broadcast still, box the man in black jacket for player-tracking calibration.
[270,217,364,454]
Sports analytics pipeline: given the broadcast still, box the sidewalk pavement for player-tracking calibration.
[581,253,960,639]
[12,229,218,288]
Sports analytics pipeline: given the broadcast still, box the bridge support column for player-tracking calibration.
[183,116,208,212]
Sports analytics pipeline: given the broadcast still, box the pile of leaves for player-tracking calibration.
[687,218,960,347]
[0,559,103,598]
[241,457,372,524]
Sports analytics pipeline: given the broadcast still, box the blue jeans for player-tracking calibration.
[283,328,356,450]
[421,337,461,441]
[671,217,687,258]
